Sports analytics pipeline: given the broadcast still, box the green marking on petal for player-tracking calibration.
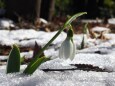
[67,29,74,38]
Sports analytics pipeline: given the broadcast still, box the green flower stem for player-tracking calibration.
[35,27,64,58]
[23,12,87,74]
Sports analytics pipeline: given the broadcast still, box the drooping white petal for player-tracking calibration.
[63,38,73,59]
[59,38,68,59]
[70,41,76,60]
[59,43,64,59]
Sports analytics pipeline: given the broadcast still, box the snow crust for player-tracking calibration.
[0,29,66,47]
[0,29,115,86]
[108,18,115,25]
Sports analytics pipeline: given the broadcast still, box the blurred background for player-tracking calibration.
[0,0,115,56]
[0,0,114,21]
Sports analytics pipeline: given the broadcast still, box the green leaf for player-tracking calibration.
[80,35,85,49]
[23,56,50,75]
[64,12,87,28]
[83,23,89,34]
[6,44,20,73]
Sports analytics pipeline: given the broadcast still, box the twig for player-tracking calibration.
[41,67,110,72]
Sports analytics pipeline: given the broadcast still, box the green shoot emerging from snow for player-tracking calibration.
[80,23,89,49]
[6,45,20,73]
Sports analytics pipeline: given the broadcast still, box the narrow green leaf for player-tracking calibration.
[80,35,85,49]
[6,44,20,73]
[83,23,89,34]
[23,56,50,74]
[64,12,87,28]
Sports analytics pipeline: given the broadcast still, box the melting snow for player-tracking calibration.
[0,29,115,86]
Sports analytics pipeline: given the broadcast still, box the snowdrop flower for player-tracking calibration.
[59,29,76,60]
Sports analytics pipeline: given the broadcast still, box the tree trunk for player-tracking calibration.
[48,0,55,21]
[35,0,42,20]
